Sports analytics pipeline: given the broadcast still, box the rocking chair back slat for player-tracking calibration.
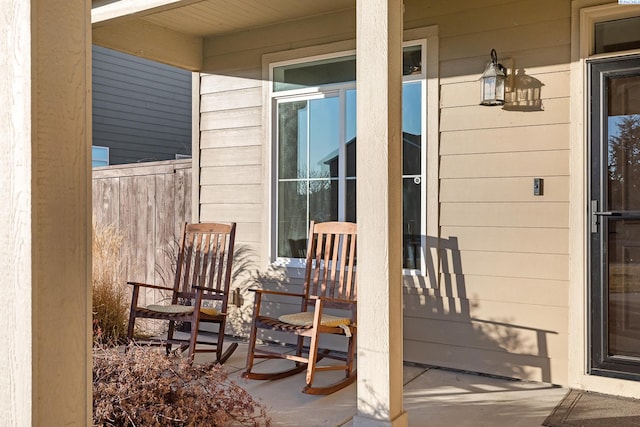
[191,233,204,290]
[205,232,217,290]
[174,224,235,299]
[214,233,227,292]
[305,221,357,309]
[346,233,357,300]
[175,226,193,297]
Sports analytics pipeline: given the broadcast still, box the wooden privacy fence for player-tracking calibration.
[92,159,192,308]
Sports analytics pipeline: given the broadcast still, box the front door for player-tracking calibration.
[590,56,640,380]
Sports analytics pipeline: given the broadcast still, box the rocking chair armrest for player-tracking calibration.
[248,289,306,299]
[126,281,174,292]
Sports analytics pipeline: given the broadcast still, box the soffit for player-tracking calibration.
[92,0,354,38]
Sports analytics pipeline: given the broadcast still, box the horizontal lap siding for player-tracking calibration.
[92,45,192,164]
[404,0,571,384]
[199,69,263,274]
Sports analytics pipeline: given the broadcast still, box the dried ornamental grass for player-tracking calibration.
[93,345,270,426]
[93,222,129,345]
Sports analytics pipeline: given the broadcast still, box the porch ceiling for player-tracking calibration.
[92,0,354,69]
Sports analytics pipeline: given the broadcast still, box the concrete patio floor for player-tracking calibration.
[193,337,568,427]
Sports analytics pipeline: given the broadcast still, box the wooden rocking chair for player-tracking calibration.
[243,221,357,395]
[126,222,238,364]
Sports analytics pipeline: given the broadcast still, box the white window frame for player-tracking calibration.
[92,145,109,168]
[265,34,437,277]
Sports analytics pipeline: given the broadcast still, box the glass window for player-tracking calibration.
[595,16,640,54]
[274,46,423,92]
[273,56,356,92]
[402,82,423,270]
[273,45,426,271]
[277,96,341,258]
[92,146,109,168]
[403,45,422,75]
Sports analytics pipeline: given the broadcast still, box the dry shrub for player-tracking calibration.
[93,345,270,426]
[93,222,128,345]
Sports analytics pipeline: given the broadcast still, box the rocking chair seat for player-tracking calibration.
[147,304,194,314]
[200,307,220,316]
[279,312,351,329]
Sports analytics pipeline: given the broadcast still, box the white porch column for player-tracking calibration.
[1,0,92,425]
[354,0,407,426]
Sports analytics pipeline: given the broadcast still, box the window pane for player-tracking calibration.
[309,97,340,179]
[403,45,422,76]
[403,177,422,270]
[278,181,308,258]
[309,179,339,223]
[595,17,640,54]
[274,56,356,91]
[274,52,426,262]
[346,179,356,223]
[278,101,308,179]
[403,82,422,176]
[92,146,109,168]
[273,46,421,91]
[607,75,640,211]
[346,89,357,177]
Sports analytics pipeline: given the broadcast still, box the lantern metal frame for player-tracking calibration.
[480,49,507,106]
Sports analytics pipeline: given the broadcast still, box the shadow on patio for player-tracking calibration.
[191,335,567,427]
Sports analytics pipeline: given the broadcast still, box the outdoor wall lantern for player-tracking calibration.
[480,49,507,106]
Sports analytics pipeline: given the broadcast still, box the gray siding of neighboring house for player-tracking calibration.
[92,45,192,165]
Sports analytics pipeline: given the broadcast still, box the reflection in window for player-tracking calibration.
[277,97,340,257]
[607,76,640,211]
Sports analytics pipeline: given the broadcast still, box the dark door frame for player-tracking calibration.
[589,55,640,381]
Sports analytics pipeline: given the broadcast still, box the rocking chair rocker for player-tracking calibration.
[243,221,357,395]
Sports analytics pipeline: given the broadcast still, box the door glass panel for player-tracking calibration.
[608,220,640,358]
[606,73,640,360]
[607,76,640,211]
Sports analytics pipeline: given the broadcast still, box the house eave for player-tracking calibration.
[92,18,203,70]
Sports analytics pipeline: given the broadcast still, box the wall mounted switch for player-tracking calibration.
[533,178,543,196]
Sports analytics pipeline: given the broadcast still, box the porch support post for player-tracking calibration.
[353,0,407,426]
[0,0,92,425]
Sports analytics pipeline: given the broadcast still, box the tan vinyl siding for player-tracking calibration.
[199,0,572,382]
[198,68,263,241]
[405,0,570,384]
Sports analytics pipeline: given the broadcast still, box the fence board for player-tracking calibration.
[92,159,192,310]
